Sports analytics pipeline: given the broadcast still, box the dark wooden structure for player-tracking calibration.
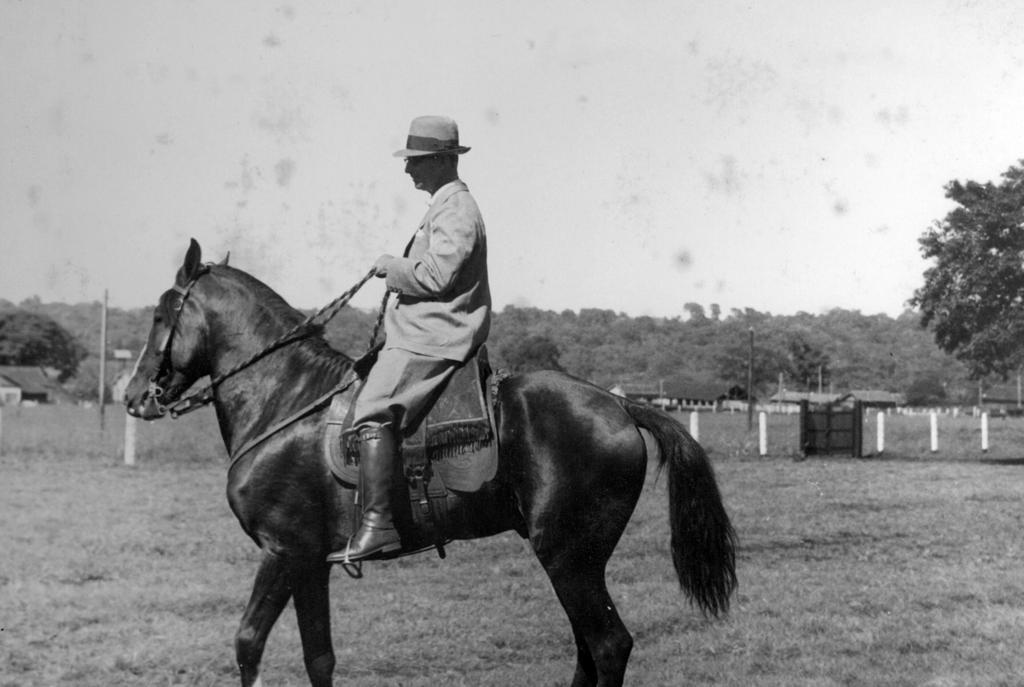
[799,400,864,457]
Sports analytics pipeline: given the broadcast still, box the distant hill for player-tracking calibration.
[485,304,975,404]
[0,297,976,405]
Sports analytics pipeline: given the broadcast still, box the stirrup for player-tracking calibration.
[326,530,401,564]
[339,540,402,563]
[338,559,363,579]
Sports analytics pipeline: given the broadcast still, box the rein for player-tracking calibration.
[227,375,357,471]
[223,273,392,468]
[147,264,393,471]
[159,267,379,418]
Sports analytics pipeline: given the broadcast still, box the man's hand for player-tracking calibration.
[373,254,394,277]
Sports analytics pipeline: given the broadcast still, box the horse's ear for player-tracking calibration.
[176,238,203,286]
[219,251,230,266]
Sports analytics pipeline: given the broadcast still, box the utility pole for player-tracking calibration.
[98,289,108,431]
[747,327,754,431]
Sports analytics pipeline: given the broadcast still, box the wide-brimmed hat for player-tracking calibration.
[393,115,471,157]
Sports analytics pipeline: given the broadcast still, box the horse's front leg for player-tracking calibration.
[236,550,292,687]
[291,562,336,686]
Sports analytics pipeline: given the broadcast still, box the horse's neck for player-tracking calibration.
[203,280,302,371]
[209,326,346,459]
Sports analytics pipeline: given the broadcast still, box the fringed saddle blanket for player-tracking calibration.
[325,345,499,492]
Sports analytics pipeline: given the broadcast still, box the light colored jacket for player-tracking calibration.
[382,180,491,361]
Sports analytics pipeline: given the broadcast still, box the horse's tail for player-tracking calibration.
[623,401,738,617]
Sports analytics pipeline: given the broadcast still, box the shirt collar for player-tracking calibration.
[428,179,462,206]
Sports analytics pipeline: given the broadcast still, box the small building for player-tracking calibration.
[0,366,60,405]
[981,383,1021,406]
[838,390,906,408]
[980,383,1023,415]
[768,390,842,406]
[609,380,736,411]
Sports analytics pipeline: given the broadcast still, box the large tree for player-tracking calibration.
[0,310,88,381]
[911,162,1024,378]
[501,334,565,374]
[714,339,790,398]
[787,334,830,390]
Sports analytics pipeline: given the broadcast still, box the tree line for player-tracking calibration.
[0,296,974,406]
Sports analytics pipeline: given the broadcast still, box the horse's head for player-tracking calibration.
[125,239,219,420]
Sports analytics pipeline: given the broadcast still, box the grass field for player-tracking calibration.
[3,405,1024,686]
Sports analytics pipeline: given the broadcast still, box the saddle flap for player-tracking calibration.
[325,390,360,486]
[421,346,497,491]
[330,346,499,493]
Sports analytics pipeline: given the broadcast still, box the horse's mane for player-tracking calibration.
[209,263,356,379]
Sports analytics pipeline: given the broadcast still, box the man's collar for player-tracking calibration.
[427,179,464,206]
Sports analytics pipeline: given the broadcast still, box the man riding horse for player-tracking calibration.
[327,115,491,564]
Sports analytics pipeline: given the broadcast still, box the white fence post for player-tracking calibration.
[124,415,137,466]
[930,412,938,453]
[758,411,767,457]
[0,407,4,456]
[876,411,884,455]
[981,412,989,453]
[689,411,699,442]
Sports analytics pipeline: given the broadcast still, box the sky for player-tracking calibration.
[3,0,1024,319]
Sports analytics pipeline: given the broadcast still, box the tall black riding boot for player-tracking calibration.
[327,424,402,563]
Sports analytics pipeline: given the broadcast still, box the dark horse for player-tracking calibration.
[124,240,737,687]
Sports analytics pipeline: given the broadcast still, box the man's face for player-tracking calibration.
[404,155,444,192]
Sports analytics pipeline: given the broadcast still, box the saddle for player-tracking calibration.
[324,345,501,551]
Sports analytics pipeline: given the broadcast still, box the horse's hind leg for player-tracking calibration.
[236,551,292,687]
[530,460,643,684]
[291,562,335,686]
[529,473,642,684]
[539,553,633,687]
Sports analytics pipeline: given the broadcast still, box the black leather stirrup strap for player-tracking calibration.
[402,435,448,560]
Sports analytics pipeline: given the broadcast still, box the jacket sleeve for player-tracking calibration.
[384,201,476,298]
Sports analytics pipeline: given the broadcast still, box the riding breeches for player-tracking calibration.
[350,347,459,435]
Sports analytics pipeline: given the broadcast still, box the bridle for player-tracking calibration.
[144,267,209,417]
[144,265,382,419]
